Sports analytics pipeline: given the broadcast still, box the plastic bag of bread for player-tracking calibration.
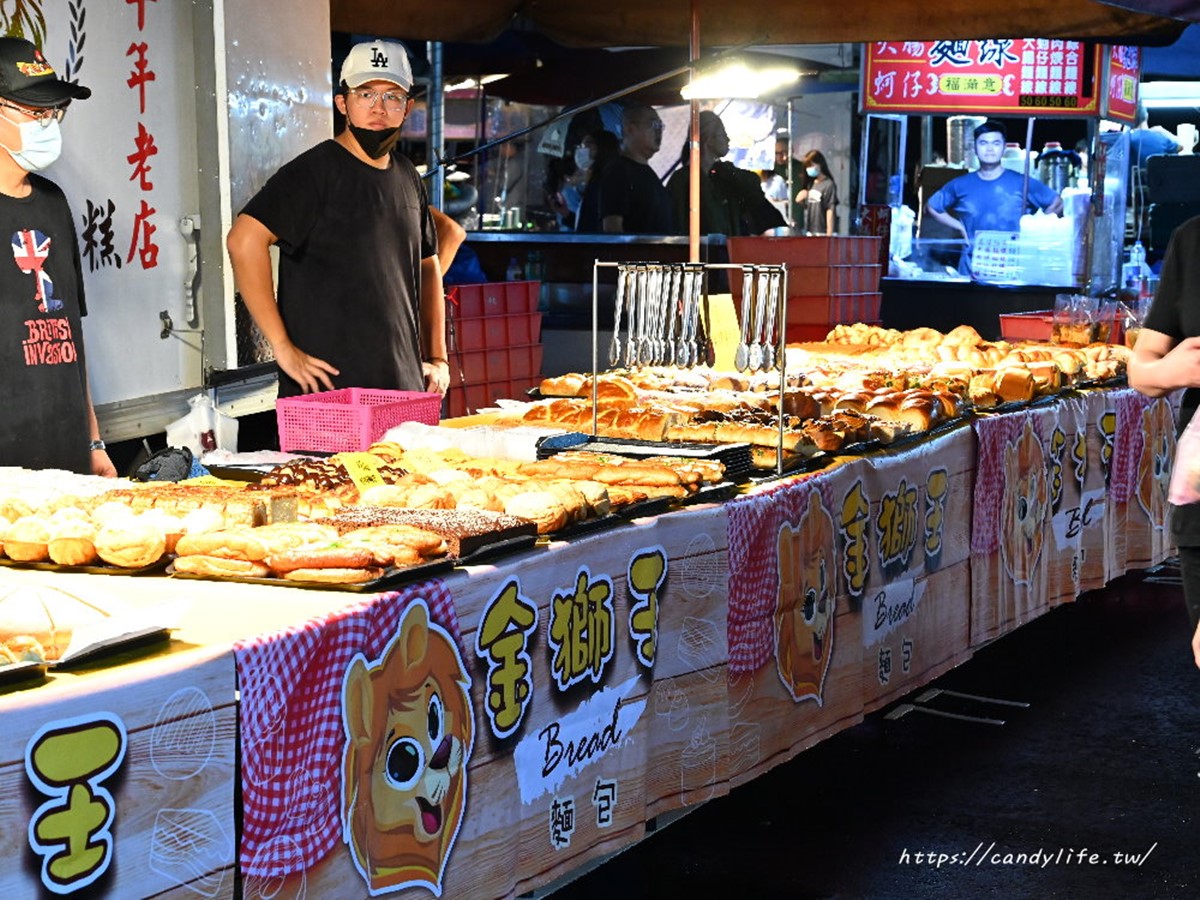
[1169,414,1200,507]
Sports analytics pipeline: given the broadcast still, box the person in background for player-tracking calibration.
[574,128,619,233]
[925,119,1063,255]
[1129,102,1182,169]
[1128,213,1200,669]
[430,205,465,274]
[598,103,675,234]
[666,110,784,237]
[0,38,115,476]
[227,39,449,399]
[772,132,804,225]
[796,149,839,237]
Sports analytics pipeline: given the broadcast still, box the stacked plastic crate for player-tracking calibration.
[726,236,884,343]
[444,281,543,418]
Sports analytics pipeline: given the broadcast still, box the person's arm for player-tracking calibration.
[1128,328,1200,397]
[1192,620,1200,670]
[419,255,449,395]
[84,381,116,477]
[926,202,969,240]
[1043,192,1064,217]
[429,205,466,274]
[226,213,339,393]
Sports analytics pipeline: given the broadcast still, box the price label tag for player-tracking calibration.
[340,453,386,492]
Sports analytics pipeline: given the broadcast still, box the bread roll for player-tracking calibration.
[95,519,168,569]
[175,527,267,561]
[994,367,1035,403]
[4,515,52,562]
[266,543,375,573]
[282,566,384,584]
[47,518,98,566]
[503,491,568,533]
[172,554,272,579]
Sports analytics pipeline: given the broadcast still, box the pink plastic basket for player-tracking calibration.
[276,388,441,453]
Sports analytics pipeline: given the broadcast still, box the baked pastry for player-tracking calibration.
[47,518,99,566]
[172,555,272,579]
[3,515,52,562]
[95,518,167,569]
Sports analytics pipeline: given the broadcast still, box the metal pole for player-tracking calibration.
[688,0,701,263]
[427,41,445,210]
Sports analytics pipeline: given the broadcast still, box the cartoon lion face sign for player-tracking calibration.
[1000,419,1049,584]
[775,490,836,704]
[1136,398,1175,529]
[341,599,474,896]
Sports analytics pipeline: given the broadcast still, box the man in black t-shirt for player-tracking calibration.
[1129,214,1200,668]
[598,103,675,235]
[227,39,449,398]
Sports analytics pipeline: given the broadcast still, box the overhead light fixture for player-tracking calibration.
[681,63,801,100]
[444,74,510,93]
[1140,80,1200,108]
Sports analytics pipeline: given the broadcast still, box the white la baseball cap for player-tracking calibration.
[340,40,413,93]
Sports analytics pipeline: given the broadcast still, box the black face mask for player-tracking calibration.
[349,123,401,159]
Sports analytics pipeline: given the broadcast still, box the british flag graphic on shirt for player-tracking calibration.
[11,228,63,312]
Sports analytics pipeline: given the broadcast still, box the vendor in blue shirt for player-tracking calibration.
[926,119,1063,257]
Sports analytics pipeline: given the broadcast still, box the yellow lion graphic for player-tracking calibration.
[1000,419,1049,584]
[341,600,474,896]
[775,490,836,704]
[1136,398,1175,529]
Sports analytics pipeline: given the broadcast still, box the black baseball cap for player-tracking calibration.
[0,38,91,107]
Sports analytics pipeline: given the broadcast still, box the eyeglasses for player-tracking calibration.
[347,89,409,112]
[0,100,67,128]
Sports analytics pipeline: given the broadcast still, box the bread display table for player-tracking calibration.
[0,387,1175,898]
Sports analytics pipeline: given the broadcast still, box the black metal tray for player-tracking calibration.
[0,661,48,686]
[0,555,171,576]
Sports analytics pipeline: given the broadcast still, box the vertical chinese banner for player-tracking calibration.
[1102,45,1141,124]
[42,0,204,406]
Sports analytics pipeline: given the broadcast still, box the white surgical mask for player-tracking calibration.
[574,145,593,171]
[806,165,820,178]
[1,115,62,172]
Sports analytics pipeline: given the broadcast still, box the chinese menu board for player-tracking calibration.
[862,39,1103,117]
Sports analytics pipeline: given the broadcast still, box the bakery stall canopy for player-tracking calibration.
[330,0,1187,47]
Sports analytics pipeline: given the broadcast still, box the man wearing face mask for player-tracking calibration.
[227,39,448,399]
[0,38,115,476]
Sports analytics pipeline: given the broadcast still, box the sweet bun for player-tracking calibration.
[266,544,375,574]
[994,367,1035,403]
[539,373,586,397]
[47,518,99,567]
[95,519,167,569]
[172,555,272,579]
[503,491,569,533]
[281,566,384,584]
[175,527,267,561]
[3,515,52,562]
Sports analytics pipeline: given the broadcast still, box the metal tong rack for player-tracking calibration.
[591,260,792,475]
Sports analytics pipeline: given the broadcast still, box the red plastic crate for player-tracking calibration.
[450,311,542,349]
[452,281,539,318]
[483,344,544,382]
[998,311,1054,342]
[276,388,441,453]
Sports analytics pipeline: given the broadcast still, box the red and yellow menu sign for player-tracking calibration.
[1102,45,1141,123]
[862,39,1104,116]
